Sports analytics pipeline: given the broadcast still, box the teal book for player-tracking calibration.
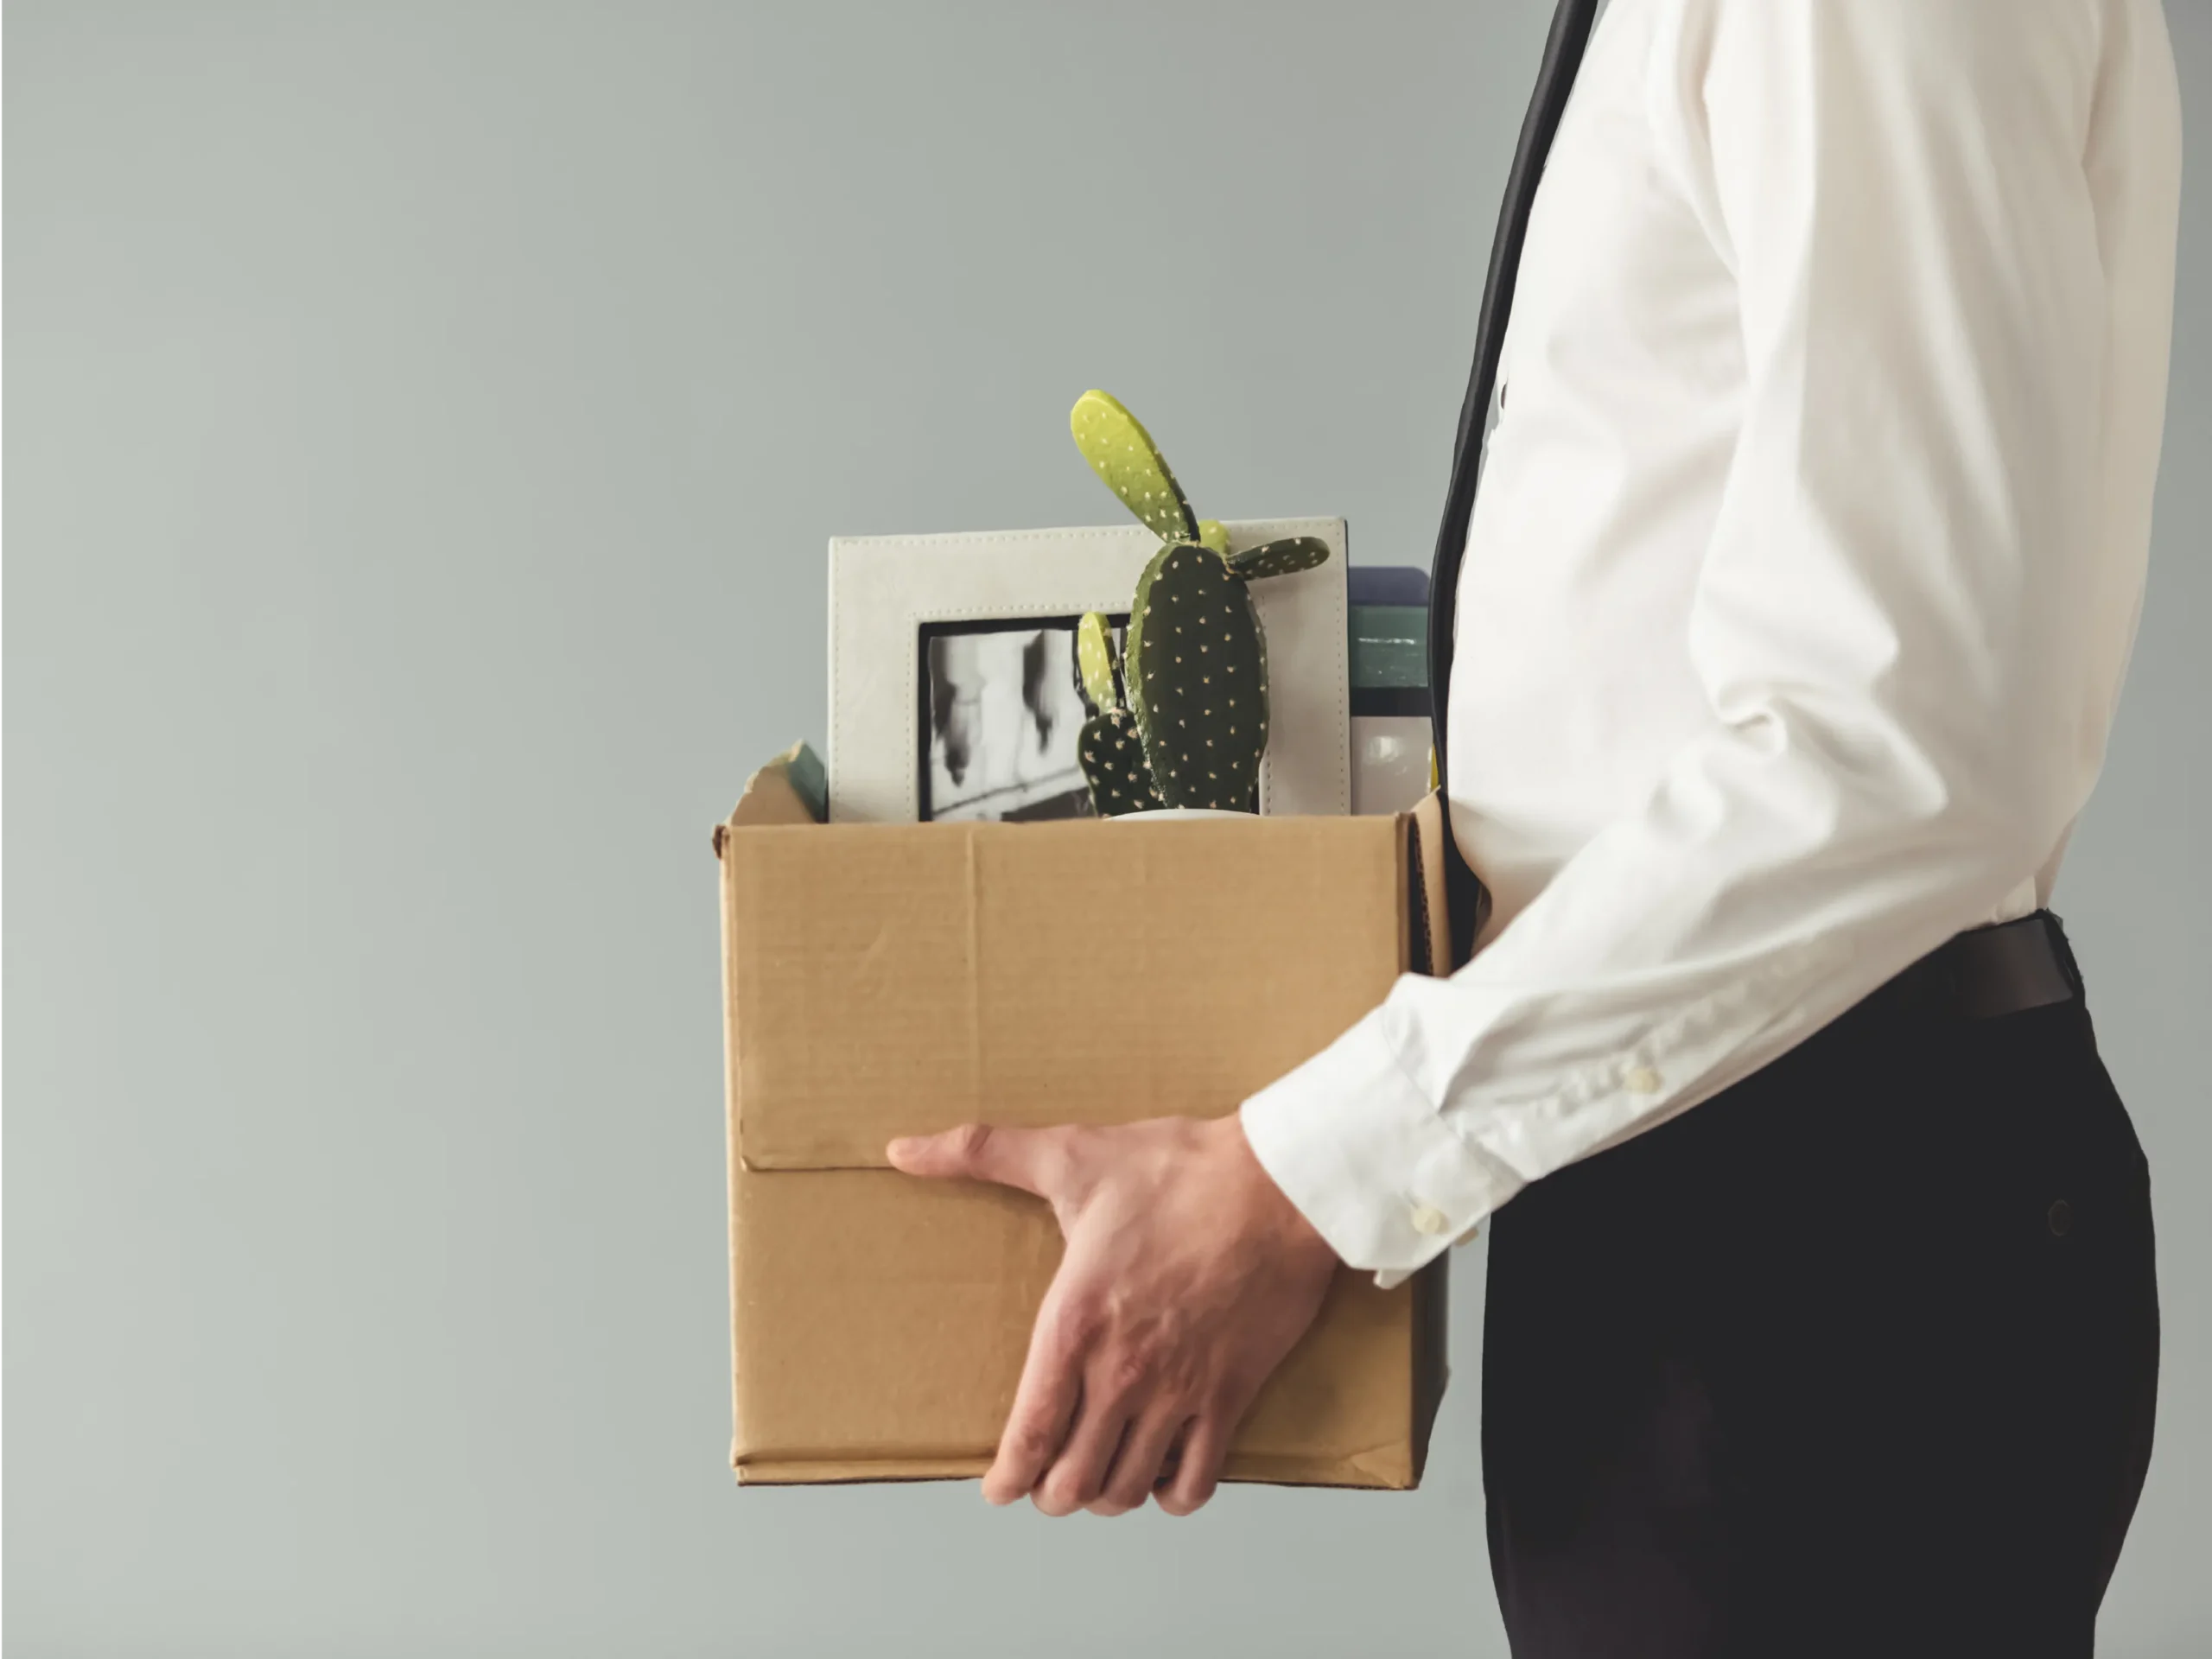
[1349,605,1428,693]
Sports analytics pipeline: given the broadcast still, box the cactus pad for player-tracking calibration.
[1076,612,1119,713]
[1126,543,1268,811]
[1063,390,1331,814]
[1070,390,1198,546]
[1226,536,1331,582]
[1071,612,1162,814]
[1077,708,1163,816]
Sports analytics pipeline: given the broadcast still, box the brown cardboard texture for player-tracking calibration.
[716,767,1452,1489]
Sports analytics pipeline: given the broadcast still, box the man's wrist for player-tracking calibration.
[1217,1112,1341,1273]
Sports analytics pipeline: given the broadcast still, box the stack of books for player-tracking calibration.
[1348,567,1431,816]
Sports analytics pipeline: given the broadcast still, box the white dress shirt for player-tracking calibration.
[1242,0,2183,1287]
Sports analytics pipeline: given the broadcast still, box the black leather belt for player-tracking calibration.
[1876,911,2082,1021]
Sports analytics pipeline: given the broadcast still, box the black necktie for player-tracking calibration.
[1427,0,1601,963]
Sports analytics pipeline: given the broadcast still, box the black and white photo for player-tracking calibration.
[918,617,1123,822]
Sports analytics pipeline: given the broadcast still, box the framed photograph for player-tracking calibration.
[917,613,1127,823]
[828,520,1351,823]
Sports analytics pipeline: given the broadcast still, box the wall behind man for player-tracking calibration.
[5,3,2206,1654]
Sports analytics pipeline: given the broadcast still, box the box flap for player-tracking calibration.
[713,743,825,857]
[1408,789,1456,977]
[721,814,1407,1170]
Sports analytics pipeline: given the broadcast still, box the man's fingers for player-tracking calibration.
[1033,1378,1136,1518]
[1090,1406,1195,1517]
[1154,1413,1231,1517]
[980,1289,1090,1505]
[886,1123,1063,1198]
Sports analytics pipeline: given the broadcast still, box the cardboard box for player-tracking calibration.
[713,764,1455,1488]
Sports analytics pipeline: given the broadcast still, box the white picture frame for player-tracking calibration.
[828,519,1351,823]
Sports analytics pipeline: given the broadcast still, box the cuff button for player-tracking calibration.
[1625,1065,1663,1095]
[1410,1205,1450,1236]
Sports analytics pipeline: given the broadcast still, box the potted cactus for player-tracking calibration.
[1067,391,1331,817]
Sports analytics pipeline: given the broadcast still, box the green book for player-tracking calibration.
[1349,605,1428,691]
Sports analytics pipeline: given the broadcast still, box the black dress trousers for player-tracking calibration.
[1481,921,2159,1658]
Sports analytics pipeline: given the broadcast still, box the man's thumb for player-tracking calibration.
[886,1123,1056,1197]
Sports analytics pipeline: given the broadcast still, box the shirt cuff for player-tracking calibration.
[1240,1001,1521,1288]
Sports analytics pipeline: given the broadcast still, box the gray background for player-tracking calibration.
[5,2,2206,1653]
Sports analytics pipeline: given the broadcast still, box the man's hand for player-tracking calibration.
[886,1114,1340,1517]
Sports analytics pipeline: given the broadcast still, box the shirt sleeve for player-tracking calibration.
[1243,0,2131,1287]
